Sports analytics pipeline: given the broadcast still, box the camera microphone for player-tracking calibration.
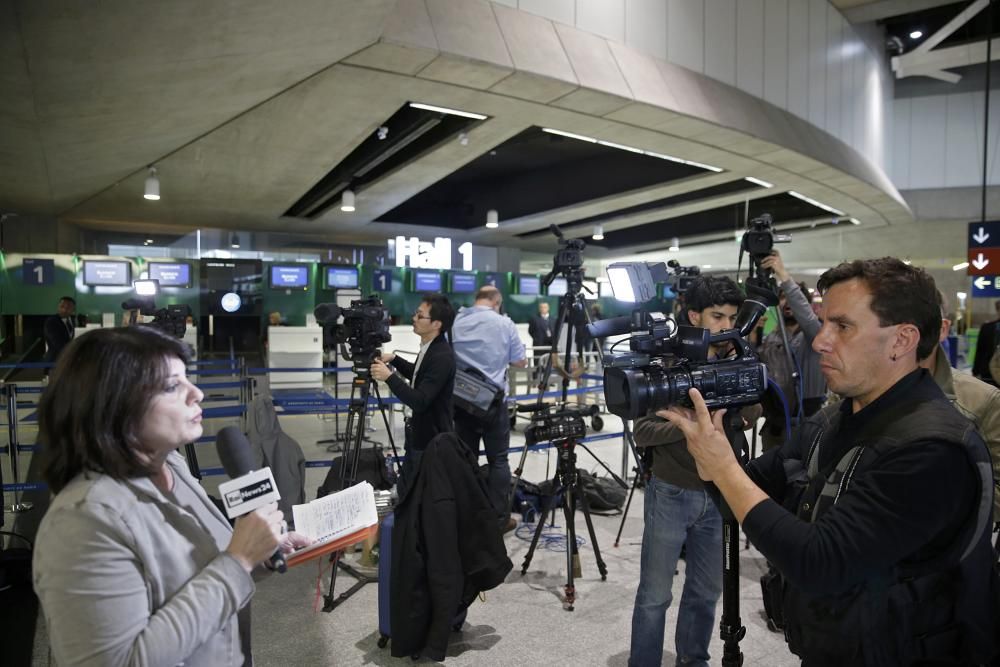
[215,426,287,573]
[586,315,632,339]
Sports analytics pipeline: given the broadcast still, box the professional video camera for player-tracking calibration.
[665,259,701,295]
[740,213,791,265]
[522,403,599,446]
[314,295,391,365]
[590,263,772,420]
[121,280,190,338]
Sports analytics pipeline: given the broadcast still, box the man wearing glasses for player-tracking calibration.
[371,294,456,481]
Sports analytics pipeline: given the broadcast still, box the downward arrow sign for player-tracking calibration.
[973,227,990,244]
[975,276,990,289]
[972,253,990,270]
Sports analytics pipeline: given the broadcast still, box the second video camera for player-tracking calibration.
[314,295,391,362]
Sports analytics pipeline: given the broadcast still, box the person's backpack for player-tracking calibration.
[318,446,395,497]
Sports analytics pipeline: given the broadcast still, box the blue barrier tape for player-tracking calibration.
[2,482,47,492]
[247,367,347,374]
[0,362,53,369]
[188,369,241,376]
[203,406,245,418]
[190,360,240,367]
[16,387,44,394]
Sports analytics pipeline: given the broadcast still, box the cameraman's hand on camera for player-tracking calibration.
[379,352,396,364]
[759,250,791,282]
[658,389,768,522]
[370,359,393,382]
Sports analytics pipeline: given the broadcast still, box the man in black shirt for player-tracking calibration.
[43,296,76,366]
[661,258,998,665]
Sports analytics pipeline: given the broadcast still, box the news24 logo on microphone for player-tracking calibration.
[218,468,281,519]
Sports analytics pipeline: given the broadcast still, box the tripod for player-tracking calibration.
[715,409,750,666]
[520,434,606,610]
[322,348,400,613]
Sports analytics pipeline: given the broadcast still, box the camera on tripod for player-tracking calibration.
[666,259,701,295]
[521,403,599,446]
[589,264,769,420]
[314,295,391,366]
[121,280,191,338]
[741,213,791,264]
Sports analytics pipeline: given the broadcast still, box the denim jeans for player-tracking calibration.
[629,477,722,667]
[454,402,511,518]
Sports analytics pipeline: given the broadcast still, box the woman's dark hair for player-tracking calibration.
[39,326,191,494]
[817,257,940,361]
[685,276,744,313]
[422,293,456,342]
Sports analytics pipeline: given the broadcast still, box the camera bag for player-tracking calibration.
[453,366,504,420]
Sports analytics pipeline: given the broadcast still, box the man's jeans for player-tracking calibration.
[629,477,722,667]
[454,402,511,518]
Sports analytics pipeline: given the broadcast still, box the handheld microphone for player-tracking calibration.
[215,426,287,573]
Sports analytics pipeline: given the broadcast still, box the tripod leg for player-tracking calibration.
[521,490,554,575]
[505,438,533,519]
[615,469,642,547]
[578,484,608,580]
[562,485,578,611]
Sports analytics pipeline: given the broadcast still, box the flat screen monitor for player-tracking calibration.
[201,260,263,315]
[413,270,442,292]
[148,262,191,288]
[83,260,131,286]
[450,272,476,294]
[518,275,540,295]
[270,265,309,289]
[547,277,567,296]
[325,266,359,289]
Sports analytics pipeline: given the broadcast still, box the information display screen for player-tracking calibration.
[547,277,568,296]
[83,261,131,286]
[270,265,309,289]
[413,270,442,292]
[201,260,263,315]
[518,275,540,295]
[325,266,359,289]
[450,272,477,294]
[148,262,191,287]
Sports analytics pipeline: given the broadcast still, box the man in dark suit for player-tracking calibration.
[527,301,553,354]
[43,296,77,366]
[972,299,1000,385]
[370,294,456,485]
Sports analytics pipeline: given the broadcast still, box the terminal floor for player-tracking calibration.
[24,396,800,666]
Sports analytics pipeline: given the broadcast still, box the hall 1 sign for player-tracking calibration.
[392,236,473,271]
[22,258,54,285]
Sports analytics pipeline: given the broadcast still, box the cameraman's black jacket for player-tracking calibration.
[744,369,998,665]
[386,335,455,452]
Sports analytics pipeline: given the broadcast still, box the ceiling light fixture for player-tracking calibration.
[909,30,923,39]
[597,140,644,154]
[458,132,469,146]
[788,191,845,216]
[340,189,356,212]
[849,218,861,225]
[745,177,774,188]
[592,225,605,240]
[542,127,724,172]
[230,233,241,249]
[541,127,597,143]
[953,261,969,271]
[668,237,680,252]
[408,102,488,120]
[486,209,499,229]
[143,167,160,201]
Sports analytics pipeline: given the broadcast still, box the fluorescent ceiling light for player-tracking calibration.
[408,102,487,120]
[952,262,969,271]
[597,140,644,154]
[745,177,774,188]
[541,127,597,143]
[788,191,845,216]
[849,218,861,225]
[543,129,723,172]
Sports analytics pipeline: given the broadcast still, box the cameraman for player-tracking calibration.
[629,275,761,667]
[370,294,456,479]
[451,286,527,527]
[662,258,998,665]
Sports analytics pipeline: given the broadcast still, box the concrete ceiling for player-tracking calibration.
[0,0,914,263]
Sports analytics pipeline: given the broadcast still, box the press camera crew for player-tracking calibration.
[629,275,762,667]
[370,294,456,485]
[662,258,999,665]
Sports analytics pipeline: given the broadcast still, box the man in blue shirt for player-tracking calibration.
[451,286,527,525]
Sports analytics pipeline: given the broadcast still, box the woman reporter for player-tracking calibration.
[33,326,310,666]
